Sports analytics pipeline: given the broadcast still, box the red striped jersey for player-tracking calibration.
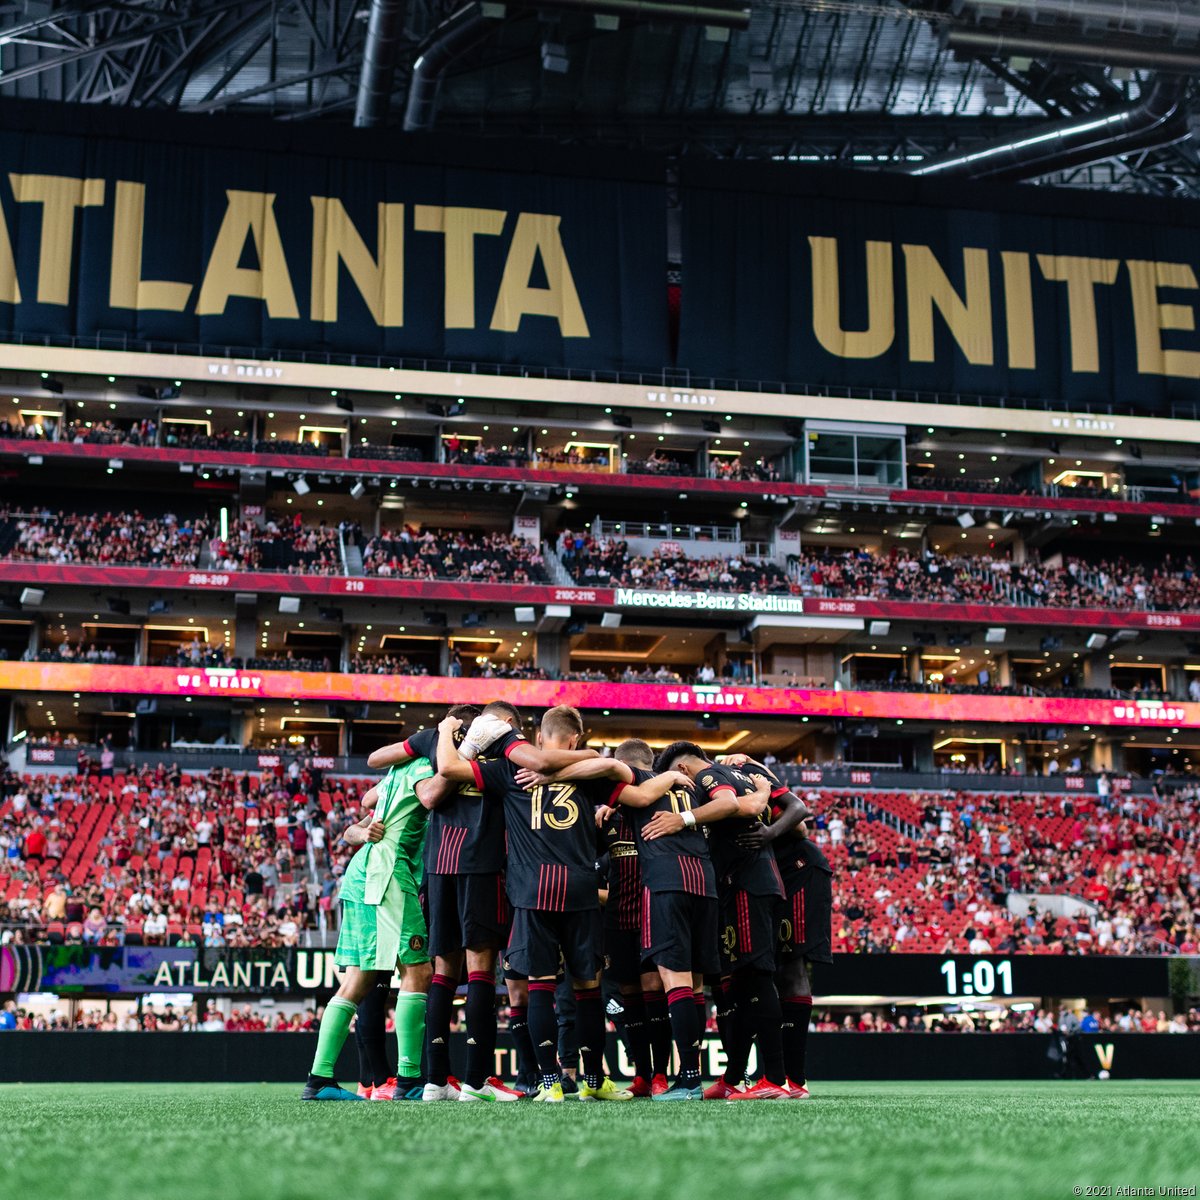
[618,767,716,899]
[471,756,617,912]
[406,725,524,876]
[601,808,643,931]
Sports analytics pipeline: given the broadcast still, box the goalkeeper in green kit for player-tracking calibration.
[301,753,452,1101]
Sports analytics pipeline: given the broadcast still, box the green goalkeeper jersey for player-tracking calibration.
[338,758,434,906]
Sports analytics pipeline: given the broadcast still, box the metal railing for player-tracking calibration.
[592,518,742,543]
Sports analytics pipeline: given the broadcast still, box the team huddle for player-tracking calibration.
[301,701,833,1103]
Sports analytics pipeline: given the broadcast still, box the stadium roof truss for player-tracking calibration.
[0,0,1196,197]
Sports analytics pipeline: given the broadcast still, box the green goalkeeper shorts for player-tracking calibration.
[336,885,428,970]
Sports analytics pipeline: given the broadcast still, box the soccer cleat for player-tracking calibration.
[482,1077,524,1102]
[512,1074,540,1098]
[421,1078,463,1102]
[457,1082,495,1103]
[533,1081,565,1103]
[725,1079,790,1102]
[578,1078,634,1102]
[300,1080,365,1102]
[559,1074,579,1095]
[654,1082,703,1102]
[702,1078,742,1100]
[785,1080,811,1100]
[356,1083,373,1100]
[628,1075,651,1098]
[369,1078,399,1101]
[651,1073,670,1097]
[397,1079,426,1101]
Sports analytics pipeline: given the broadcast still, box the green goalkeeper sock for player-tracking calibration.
[395,992,428,1079]
[311,996,357,1079]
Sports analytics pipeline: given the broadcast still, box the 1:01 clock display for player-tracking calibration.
[939,958,1015,997]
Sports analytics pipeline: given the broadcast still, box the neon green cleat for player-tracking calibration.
[578,1078,634,1102]
[533,1082,565,1103]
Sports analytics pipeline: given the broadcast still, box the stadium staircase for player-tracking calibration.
[340,529,363,575]
[543,541,575,586]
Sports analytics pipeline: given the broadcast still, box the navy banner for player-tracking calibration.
[679,161,1200,409]
[0,106,666,370]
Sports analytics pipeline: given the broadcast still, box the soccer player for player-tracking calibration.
[517,739,771,1101]
[721,763,828,1098]
[648,742,808,1101]
[300,755,452,1101]
[596,802,672,1097]
[369,700,589,1100]
[436,704,683,1102]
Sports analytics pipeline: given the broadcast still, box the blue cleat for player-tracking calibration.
[300,1078,365,1101]
[653,1083,703,1102]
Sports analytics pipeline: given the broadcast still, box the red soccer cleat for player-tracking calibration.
[702,1077,741,1100]
[785,1080,811,1099]
[369,1078,399,1101]
[628,1075,651,1098]
[651,1074,670,1097]
[484,1077,524,1102]
[356,1083,373,1100]
[725,1078,790,1102]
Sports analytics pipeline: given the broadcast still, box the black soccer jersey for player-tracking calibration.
[736,758,805,871]
[601,807,642,931]
[471,755,617,912]
[620,767,716,899]
[406,725,526,876]
[693,761,784,898]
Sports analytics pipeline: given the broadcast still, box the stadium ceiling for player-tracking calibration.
[0,0,1197,197]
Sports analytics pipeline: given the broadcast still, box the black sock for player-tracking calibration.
[575,986,605,1087]
[620,992,653,1079]
[465,972,497,1088]
[781,994,813,1086]
[426,973,455,1087]
[713,980,737,1080]
[355,978,391,1087]
[644,991,672,1078]
[527,982,561,1081]
[723,975,753,1085]
[667,986,701,1085]
[509,1002,538,1083]
[748,972,786,1086]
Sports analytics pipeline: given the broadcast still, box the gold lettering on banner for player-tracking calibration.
[414,205,505,329]
[490,212,589,336]
[809,236,894,359]
[903,244,993,365]
[109,181,192,311]
[1037,254,1120,374]
[0,198,19,304]
[310,197,405,326]
[8,173,105,305]
[196,190,299,318]
[1001,250,1037,370]
[1127,259,1200,379]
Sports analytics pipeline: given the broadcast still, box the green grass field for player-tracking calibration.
[5,1081,1199,1200]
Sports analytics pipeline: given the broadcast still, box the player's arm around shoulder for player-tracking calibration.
[617,769,693,809]
[435,716,476,786]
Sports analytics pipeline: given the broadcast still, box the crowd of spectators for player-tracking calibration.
[709,456,781,483]
[809,781,1199,957]
[2,509,211,568]
[560,530,791,594]
[0,759,366,950]
[0,418,50,440]
[626,450,695,476]
[5,757,1197,961]
[210,515,347,575]
[63,418,157,447]
[362,526,549,584]
[25,640,128,665]
[442,437,529,468]
[349,654,431,676]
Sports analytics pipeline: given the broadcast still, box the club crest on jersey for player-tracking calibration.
[409,935,425,951]
[721,925,737,959]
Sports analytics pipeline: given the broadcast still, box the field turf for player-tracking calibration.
[5,1080,1199,1200]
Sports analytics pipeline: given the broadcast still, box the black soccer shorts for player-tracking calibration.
[642,889,719,977]
[425,871,509,958]
[718,888,777,973]
[603,921,650,986]
[504,906,602,982]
